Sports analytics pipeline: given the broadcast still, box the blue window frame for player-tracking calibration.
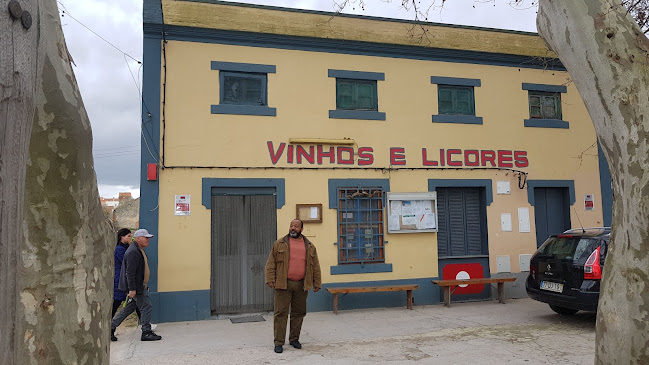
[522,83,568,128]
[337,187,385,264]
[211,61,276,116]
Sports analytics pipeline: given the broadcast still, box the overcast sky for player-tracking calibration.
[57,0,538,198]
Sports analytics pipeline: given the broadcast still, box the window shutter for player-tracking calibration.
[464,188,483,255]
[455,88,472,115]
[436,189,449,257]
[448,188,467,256]
[355,82,375,110]
[438,87,453,114]
[337,81,354,109]
[542,95,558,119]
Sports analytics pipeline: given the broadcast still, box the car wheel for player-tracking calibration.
[549,305,579,315]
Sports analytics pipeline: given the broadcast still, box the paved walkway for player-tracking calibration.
[110,298,596,364]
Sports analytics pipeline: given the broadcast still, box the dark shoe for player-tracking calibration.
[290,340,302,349]
[110,328,117,342]
[141,331,162,341]
[274,345,283,353]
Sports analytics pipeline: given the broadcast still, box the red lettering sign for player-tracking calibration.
[422,148,438,166]
[390,147,406,165]
[498,150,513,168]
[358,147,374,166]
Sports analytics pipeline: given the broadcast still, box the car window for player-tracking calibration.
[537,236,599,265]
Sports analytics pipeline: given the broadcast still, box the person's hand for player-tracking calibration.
[128,290,136,298]
[267,282,275,289]
[313,287,320,293]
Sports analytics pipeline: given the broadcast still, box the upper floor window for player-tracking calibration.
[431,76,482,125]
[221,72,267,106]
[522,83,568,129]
[336,79,377,111]
[211,61,276,116]
[328,69,386,121]
[438,85,475,115]
[528,91,561,120]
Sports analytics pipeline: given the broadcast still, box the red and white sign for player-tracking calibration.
[442,263,485,294]
[175,195,191,216]
[584,194,595,211]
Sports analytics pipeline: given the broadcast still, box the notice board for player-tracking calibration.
[387,192,438,233]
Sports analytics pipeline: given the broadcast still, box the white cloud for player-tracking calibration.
[98,184,140,199]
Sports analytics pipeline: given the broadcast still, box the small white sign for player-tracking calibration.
[175,195,191,216]
[584,194,595,211]
[518,207,531,232]
[501,213,512,232]
[497,181,511,195]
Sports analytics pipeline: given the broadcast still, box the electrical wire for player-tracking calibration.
[57,0,159,164]
[57,1,141,64]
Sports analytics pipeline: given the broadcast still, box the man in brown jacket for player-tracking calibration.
[265,219,321,353]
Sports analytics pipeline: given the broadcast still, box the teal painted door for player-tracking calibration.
[210,194,276,314]
[533,187,571,247]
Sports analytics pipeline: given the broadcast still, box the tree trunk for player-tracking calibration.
[537,0,649,363]
[2,0,113,363]
[1,0,40,364]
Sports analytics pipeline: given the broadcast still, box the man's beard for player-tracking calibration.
[289,230,300,238]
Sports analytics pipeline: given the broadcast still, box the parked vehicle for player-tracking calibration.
[526,227,610,315]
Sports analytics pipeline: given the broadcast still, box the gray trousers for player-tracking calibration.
[111,289,153,332]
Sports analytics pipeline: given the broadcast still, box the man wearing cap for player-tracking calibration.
[111,228,162,342]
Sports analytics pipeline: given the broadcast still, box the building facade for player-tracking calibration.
[141,0,612,323]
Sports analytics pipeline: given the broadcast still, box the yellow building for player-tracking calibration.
[140,0,612,322]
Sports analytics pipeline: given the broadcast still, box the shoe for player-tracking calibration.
[141,331,162,341]
[110,328,117,342]
[274,345,283,353]
[289,340,302,349]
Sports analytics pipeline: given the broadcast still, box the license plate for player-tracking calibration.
[540,281,563,293]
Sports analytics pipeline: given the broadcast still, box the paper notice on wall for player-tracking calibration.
[310,206,318,219]
[175,195,190,216]
[401,201,414,215]
[424,213,436,229]
[422,200,432,212]
[389,215,400,231]
[402,215,417,226]
[390,200,402,215]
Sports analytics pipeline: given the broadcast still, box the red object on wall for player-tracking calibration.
[442,263,485,294]
[147,163,158,181]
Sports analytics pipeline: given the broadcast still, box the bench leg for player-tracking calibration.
[443,287,451,307]
[333,293,338,314]
[407,290,413,310]
[498,282,505,303]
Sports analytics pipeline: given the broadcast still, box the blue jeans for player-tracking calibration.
[111,289,153,332]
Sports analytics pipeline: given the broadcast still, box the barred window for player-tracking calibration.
[337,187,385,264]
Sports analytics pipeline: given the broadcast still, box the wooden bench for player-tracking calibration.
[431,277,517,307]
[325,285,419,314]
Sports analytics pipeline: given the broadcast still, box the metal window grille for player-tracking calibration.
[337,187,385,264]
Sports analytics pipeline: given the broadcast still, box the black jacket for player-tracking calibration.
[118,242,146,294]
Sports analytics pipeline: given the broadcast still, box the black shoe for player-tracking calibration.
[141,331,162,341]
[110,329,117,342]
[274,345,283,353]
[290,340,302,349]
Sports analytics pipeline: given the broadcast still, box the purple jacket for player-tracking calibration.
[113,243,129,301]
